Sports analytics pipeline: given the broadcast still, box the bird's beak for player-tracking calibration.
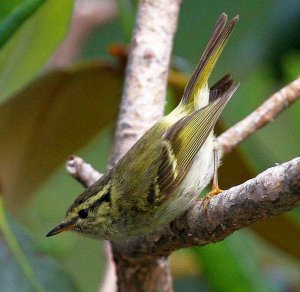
[46,218,77,237]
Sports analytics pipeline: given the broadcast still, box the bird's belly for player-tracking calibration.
[159,132,214,220]
[181,132,215,193]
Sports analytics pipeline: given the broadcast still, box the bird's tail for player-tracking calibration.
[179,13,238,112]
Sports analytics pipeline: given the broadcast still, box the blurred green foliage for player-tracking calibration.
[193,231,272,292]
[0,0,73,102]
[0,0,299,291]
[0,0,46,48]
[0,198,77,291]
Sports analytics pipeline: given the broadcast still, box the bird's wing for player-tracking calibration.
[209,74,234,102]
[157,84,239,196]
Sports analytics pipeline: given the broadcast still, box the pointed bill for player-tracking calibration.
[46,218,76,237]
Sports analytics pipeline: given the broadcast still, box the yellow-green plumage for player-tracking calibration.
[47,14,239,240]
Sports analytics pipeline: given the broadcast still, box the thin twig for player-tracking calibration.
[48,0,117,68]
[66,155,102,187]
[218,76,300,154]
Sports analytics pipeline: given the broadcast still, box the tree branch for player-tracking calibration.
[99,242,117,292]
[66,155,102,187]
[112,157,300,257]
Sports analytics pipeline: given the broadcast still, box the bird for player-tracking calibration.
[47,13,239,240]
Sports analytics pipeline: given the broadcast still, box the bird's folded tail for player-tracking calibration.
[179,13,238,112]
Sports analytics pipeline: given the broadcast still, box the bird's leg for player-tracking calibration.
[209,140,223,196]
[202,140,223,208]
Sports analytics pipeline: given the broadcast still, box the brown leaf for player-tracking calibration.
[0,61,122,207]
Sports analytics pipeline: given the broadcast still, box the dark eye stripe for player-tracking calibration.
[78,189,111,217]
[100,191,111,203]
[89,190,111,210]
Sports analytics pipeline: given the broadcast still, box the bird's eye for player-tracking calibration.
[78,209,88,219]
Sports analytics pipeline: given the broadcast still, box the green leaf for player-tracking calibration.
[0,0,47,48]
[0,197,76,291]
[0,1,24,20]
[0,0,73,103]
[0,61,122,207]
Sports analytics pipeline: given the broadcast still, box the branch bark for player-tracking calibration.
[66,155,102,187]
[99,242,117,292]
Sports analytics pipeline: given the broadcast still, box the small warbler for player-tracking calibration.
[47,13,239,240]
